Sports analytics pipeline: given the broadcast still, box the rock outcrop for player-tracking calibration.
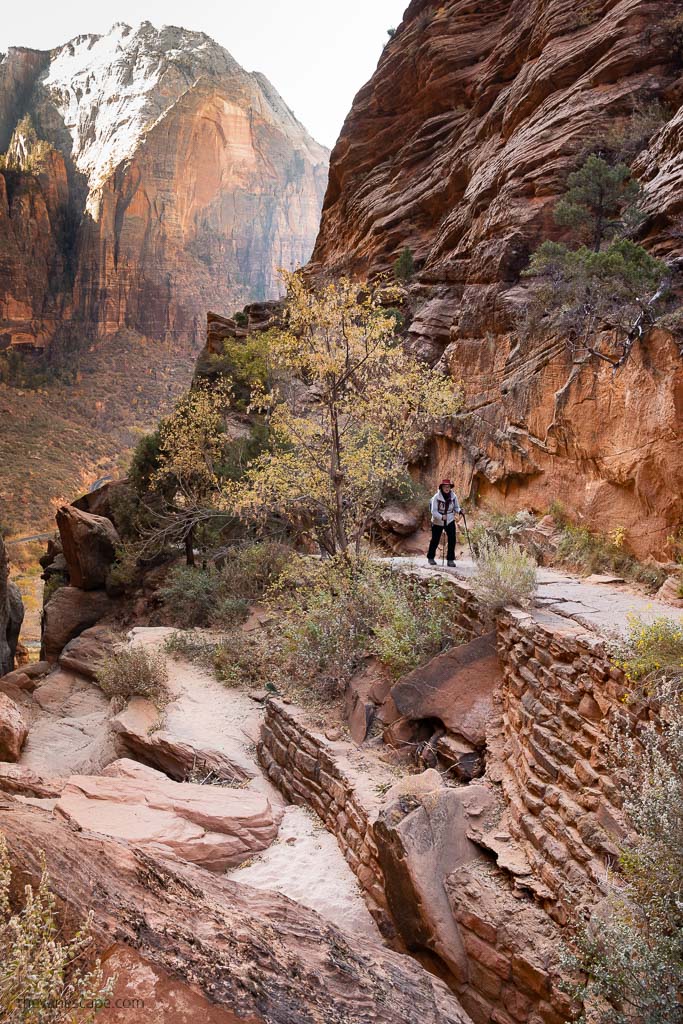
[1,798,471,1024]
[0,691,28,761]
[0,23,329,352]
[111,696,254,785]
[0,534,23,676]
[56,758,280,871]
[56,504,120,589]
[310,0,683,557]
[41,586,114,662]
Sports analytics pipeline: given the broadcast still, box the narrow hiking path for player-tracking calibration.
[385,555,682,636]
[127,627,382,943]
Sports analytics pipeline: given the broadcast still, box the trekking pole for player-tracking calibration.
[461,510,475,561]
[441,532,446,566]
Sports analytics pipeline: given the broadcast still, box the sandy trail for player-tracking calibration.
[130,626,381,943]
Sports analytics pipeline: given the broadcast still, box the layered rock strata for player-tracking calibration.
[0,23,329,352]
[1,798,471,1024]
[310,0,683,556]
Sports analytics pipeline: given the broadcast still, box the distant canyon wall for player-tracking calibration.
[310,0,683,557]
[0,24,329,353]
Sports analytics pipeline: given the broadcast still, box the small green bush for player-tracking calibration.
[560,677,682,1023]
[96,647,168,706]
[159,543,292,626]
[613,615,683,682]
[213,632,270,688]
[212,597,250,627]
[42,574,66,605]
[158,566,222,627]
[468,511,526,554]
[0,838,114,1022]
[393,247,415,283]
[279,558,462,696]
[219,541,291,601]
[164,630,217,668]
[470,537,537,611]
[556,524,667,590]
[107,541,145,591]
[128,430,163,496]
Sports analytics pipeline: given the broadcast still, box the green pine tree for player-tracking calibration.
[554,154,641,252]
[393,247,415,283]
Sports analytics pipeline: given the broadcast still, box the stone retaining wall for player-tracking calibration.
[258,699,395,935]
[490,609,632,920]
[259,570,642,1022]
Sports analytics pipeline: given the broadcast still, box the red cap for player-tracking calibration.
[440,478,453,486]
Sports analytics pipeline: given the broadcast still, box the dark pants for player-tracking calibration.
[428,521,456,561]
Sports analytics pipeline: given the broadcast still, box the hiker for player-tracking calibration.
[427,478,463,567]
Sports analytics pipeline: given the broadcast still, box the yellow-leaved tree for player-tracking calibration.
[228,273,462,555]
[149,378,234,564]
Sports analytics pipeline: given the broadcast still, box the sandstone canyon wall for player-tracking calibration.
[0,22,329,353]
[310,0,683,557]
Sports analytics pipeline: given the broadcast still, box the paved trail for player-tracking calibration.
[386,555,682,637]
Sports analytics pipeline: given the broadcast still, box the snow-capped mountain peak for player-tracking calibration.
[42,22,241,204]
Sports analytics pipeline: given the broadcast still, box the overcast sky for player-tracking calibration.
[1,0,408,148]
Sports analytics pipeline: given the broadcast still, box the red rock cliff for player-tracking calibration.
[310,0,683,557]
[0,23,329,353]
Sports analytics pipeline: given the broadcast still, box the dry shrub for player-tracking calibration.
[0,838,114,1022]
[95,646,168,706]
[470,537,537,611]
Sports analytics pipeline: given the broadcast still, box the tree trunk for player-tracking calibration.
[185,525,195,567]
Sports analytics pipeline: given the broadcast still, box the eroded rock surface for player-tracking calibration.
[41,586,114,662]
[59,624,117,679]
[389,633,501,746]
[310,0,683,557]
[0,692,28,761]
[56,758,280,871]
[1,799,471,1024]
[56,505,120,590]
[0,534,23,676]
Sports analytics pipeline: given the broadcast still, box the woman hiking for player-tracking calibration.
[427,478,463,567]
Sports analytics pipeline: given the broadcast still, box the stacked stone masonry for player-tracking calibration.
[258,573,641,1022]
[491,609,633,921]
[258,700,394,935]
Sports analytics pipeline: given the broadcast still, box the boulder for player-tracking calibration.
[0,669,35,693]
[0,763,64,798]
[41,586,114,661]
[0,534,24,676]
[375,782,496,985]
[377,504,422,536]
[55,759,280,871]
[56,504,121,590]
[345,660,392,744]
[111,698,253,784]
[72,479,121,521]
[655,573,683,608]
[20,669,116,777]
[42,552,68,581]
[39,537,63,571]
[59,624,117,679]
[436,735,484,783]
[2,799,470,1024]
[388,633,501,746]
[0,693,28,761]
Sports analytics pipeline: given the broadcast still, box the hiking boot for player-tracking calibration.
[427,558,437,566]
[447,560,456,567]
